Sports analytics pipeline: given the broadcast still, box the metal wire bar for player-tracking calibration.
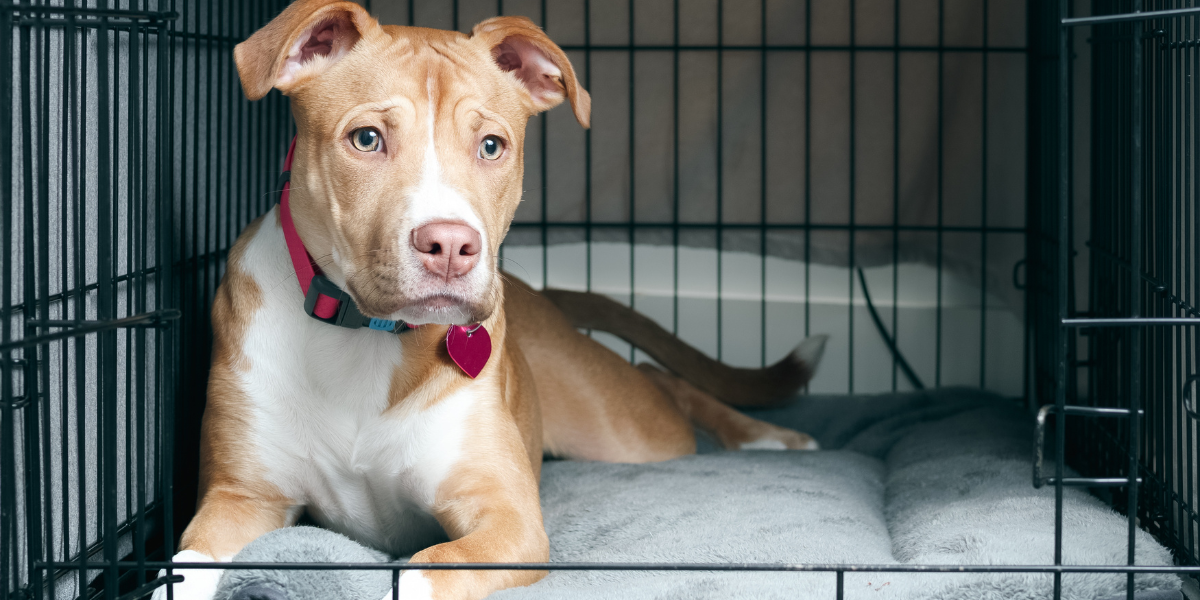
[2,2,1196,599]
[1062,317,1200,327]
[1062,6,1200,27]
[557,44,1026,52]
[0,311,181,354]
[33,561,1200,575]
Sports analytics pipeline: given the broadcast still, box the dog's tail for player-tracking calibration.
[541,289,828,408]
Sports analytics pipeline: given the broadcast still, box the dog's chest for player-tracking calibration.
[234,210,473,554]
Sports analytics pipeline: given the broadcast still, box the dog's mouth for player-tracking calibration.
[393,294,489,326]
[343,255,497,326]
[348,287,489,326]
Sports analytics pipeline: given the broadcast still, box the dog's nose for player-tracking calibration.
[411,222,482,279]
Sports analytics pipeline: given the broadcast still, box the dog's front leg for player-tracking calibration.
[396,433,548,600]
[151,488,295,600]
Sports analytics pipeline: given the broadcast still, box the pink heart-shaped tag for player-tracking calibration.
[445,324,492,379]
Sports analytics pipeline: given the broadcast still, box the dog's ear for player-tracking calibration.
[235,0,378,101]
[472,16,591,128]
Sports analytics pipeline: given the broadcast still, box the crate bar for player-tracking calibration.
[16,17,169,29]
[1042,477,1144,487]
[1126,5,1143,598]
[39,561,1200,575]
[757,0,765,369]
[1152,7,1167,560]
[74,1,90,594]
[979,0,989,389]
[1061,318,1200,327]
[1061,406,1143,417]
[93,2,121,599]
[1061,6,1200,27]
[164,0,180,577]
[4,4,176,20]
[584,0,591,323]
[1054,3,1070,600]
[16,5,37,600]
[40,3,58,596]
[891,0,900,391]
[556,44,1026,52]
[1187,0,1198,561]
[627,0,635,364]
[0,310,182,353]
[55,7,74,597]
[538,0,547,295]
[935,0,945,387]
[804,0,810,338]
[0,0,14,594]
[148,0,172,590]
[1164,0,1177,543]
[44,3,62,592]
[716,0,724,363]
[672,0,679,337]
[129,1,146,585]
[508,222,1025,232]
[23,19,40,600]
[847,0,855,393]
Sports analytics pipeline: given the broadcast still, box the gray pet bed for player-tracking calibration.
[223,388,1184,600]
[489,388,1182,600]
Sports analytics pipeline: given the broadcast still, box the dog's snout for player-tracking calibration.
[411,222,482,279]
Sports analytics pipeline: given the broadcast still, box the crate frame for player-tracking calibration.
[1,1,1198,599]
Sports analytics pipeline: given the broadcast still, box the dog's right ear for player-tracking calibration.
[234,0,378,101]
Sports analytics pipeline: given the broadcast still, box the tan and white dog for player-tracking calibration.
[157,2,828,599]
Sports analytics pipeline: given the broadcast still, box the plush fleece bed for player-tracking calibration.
[226,388,1185,600]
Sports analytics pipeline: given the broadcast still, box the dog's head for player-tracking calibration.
[235,0,589,325]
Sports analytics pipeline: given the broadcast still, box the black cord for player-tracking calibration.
[856,266,926,391]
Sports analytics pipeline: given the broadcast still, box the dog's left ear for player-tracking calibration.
[235,0,379,100]
[472,17,591,129]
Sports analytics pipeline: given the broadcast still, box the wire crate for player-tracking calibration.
[0,0,1197,599]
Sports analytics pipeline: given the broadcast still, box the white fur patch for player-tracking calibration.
[406,77,487,241]
[150,550,224,600]
[739,438,789,451]
[231,210,479,555]
[387,570,434,600]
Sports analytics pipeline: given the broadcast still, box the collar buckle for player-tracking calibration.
[303,274,409,334]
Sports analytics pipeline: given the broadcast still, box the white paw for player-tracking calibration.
[377,569,433,600]
[739,432,820,451]
[739,438,788,450]
[151,550,223,600]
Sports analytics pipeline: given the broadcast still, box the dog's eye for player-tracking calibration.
[478,135,504,160]
[350,127,382,152]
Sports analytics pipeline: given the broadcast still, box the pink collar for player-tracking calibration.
[278,136,411,333]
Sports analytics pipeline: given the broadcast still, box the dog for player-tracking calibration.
[155,2,828,599]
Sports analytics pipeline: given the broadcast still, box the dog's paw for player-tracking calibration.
[151,550,223,600]
[737,427,819,451]
[377,570,433,600]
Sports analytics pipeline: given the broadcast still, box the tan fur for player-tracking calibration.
[185,214,295,559]
[637,364,818,451]
[504,278,698,462]
[541,288,816,407]
[182,3,822,599]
